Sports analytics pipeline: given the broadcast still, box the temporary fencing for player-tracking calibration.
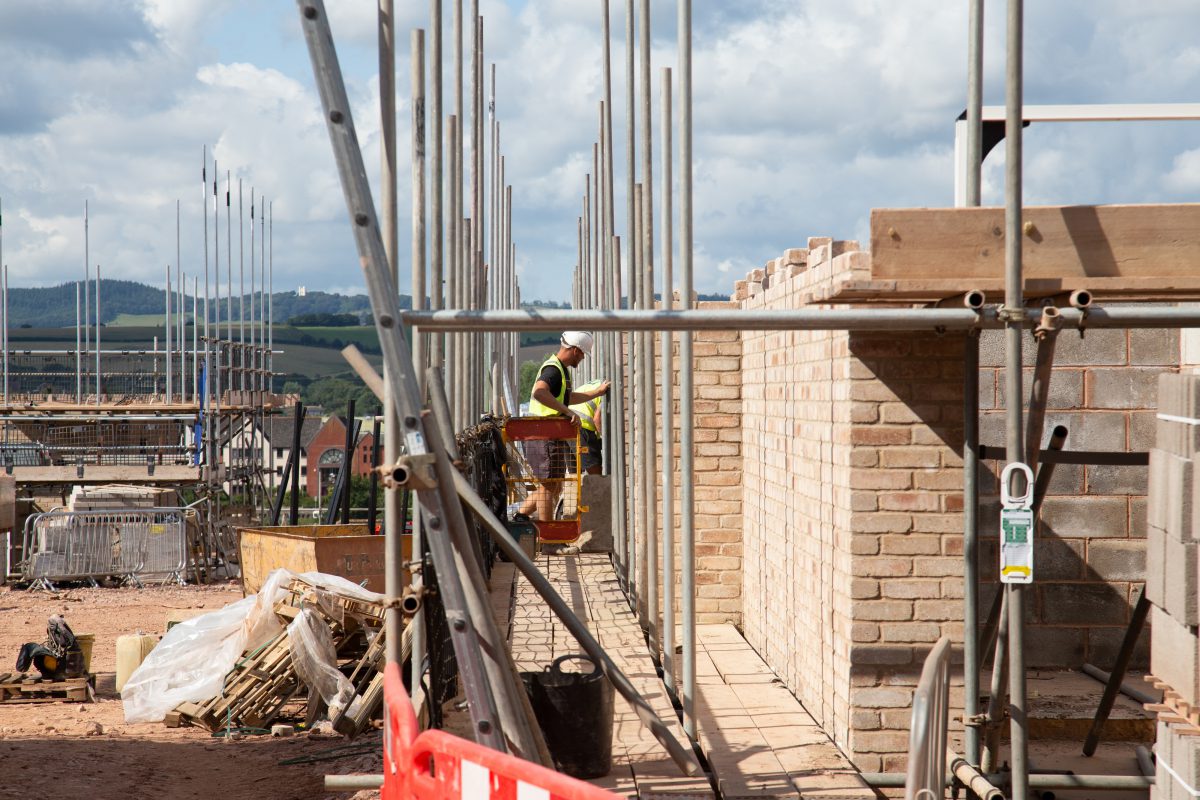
[383,662,619,800]
[904,636,953,800]
[21,507,189,589]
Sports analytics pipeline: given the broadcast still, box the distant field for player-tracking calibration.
[273,325,381,351]
[4,325,381,382]
[111,313,193,327]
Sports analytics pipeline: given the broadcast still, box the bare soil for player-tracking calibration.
[0,581,382,800]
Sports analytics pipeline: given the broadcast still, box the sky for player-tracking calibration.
[0,1,1199,304]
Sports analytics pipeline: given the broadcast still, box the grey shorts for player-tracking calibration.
[524,439,570,480]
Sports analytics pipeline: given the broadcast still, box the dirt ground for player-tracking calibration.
[0,581,383,800]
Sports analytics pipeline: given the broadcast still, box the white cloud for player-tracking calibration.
[1165,148,1200,194]
[1,0,1199,305]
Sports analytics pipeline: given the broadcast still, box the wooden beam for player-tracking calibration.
[871,204,1200,282]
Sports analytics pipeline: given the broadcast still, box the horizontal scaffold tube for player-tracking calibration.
[863,772,1153,790]
[402,306,1200,333]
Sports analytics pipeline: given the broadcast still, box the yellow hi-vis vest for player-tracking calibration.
[570,382,603,432]
[528,355,571,416]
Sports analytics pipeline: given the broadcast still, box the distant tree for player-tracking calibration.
[519,359,547,403]
[288,312,360,327]
[281,380,304,395]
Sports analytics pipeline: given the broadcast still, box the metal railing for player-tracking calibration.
[20,507,190,589]
[905,637,953,800]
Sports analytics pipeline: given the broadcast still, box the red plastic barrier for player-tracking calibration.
[383,663,621,800]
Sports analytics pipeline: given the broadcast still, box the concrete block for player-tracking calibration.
[1149,449,1196,540]
[1163,533,1200,626]
[1151,605,1200,707]
[1054,328,1129,366]
[1156,729,1200,800]
[1039,496,1130,538]
[1159,372,1200,418]
[1086,539,1146,582]
[1033,537,1085,581]
[1087,464,1146,496]
[1025,625,1086,669]
[1157,417,1200,459]
[1035,368,1084,410]
[1132,329,1181,366]
[1087,367,1161,409]
[1147,524,1168,610]
[1088,623,1151,671]
[1040,583,1129,625]
[1155,720,1175,800]
[577,474,613,553]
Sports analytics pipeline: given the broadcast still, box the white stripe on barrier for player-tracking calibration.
[461,758,490,799]
[517,780,551,800]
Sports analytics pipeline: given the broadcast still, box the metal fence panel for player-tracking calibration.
[905,636,953,800]
[20,508,188,587]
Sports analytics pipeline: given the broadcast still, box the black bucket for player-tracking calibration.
[522,654,614,779]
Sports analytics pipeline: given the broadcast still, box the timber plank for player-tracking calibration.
[871,204,1200,282]
[811,276,1200,305]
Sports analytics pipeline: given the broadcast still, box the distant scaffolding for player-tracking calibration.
[0,417,193,467]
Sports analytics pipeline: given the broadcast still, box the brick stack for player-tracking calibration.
[1150,373,1200,800]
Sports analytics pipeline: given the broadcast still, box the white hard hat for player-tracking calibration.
[561,331,594,356]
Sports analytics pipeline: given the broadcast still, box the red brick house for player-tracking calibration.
[305,415,376,498]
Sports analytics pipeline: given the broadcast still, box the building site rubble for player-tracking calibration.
[123,568,392,740]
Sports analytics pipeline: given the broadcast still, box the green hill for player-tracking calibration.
[6,280,412,328]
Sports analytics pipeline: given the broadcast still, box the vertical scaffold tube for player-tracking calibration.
[660,65,675,694]
[678,0,696,742]
[1003,1,1029,798]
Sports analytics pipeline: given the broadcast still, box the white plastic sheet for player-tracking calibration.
[287,605,357,719]
[121,568,383,724]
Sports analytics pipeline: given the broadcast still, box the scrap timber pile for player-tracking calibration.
[165,576,388,738]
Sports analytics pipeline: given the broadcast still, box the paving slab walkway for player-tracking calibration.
[495,553,873,799]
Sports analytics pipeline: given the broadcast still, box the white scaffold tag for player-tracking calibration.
[999,462,1035,585]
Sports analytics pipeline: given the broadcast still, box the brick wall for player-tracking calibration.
[650,303,744,628]
[305,416,376,497]
[730,243,1174,771]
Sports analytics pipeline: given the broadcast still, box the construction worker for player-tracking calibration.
[570,379,605,475]
[519,332,610,520]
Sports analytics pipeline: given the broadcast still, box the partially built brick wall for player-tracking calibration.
[630,311,745,630]
[728,241,1173,771]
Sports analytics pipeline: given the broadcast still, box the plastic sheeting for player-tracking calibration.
[288,605,358,720]
[121,568,383,724]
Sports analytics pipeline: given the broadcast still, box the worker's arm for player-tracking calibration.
[566,379,611,405]
[532,381,581,426]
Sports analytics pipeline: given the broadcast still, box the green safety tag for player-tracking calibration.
[999,462,1034,585]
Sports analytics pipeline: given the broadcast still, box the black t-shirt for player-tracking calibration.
[537,360,571,403]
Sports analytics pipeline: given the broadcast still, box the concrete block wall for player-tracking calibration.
[976,326,1178,668]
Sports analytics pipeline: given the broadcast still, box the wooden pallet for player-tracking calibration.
[1145,673,1200,731]
[168,629,299,732]
[0,672,94,704]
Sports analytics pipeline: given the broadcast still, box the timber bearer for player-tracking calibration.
[570,380,606,476]
[519,332,610,521]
